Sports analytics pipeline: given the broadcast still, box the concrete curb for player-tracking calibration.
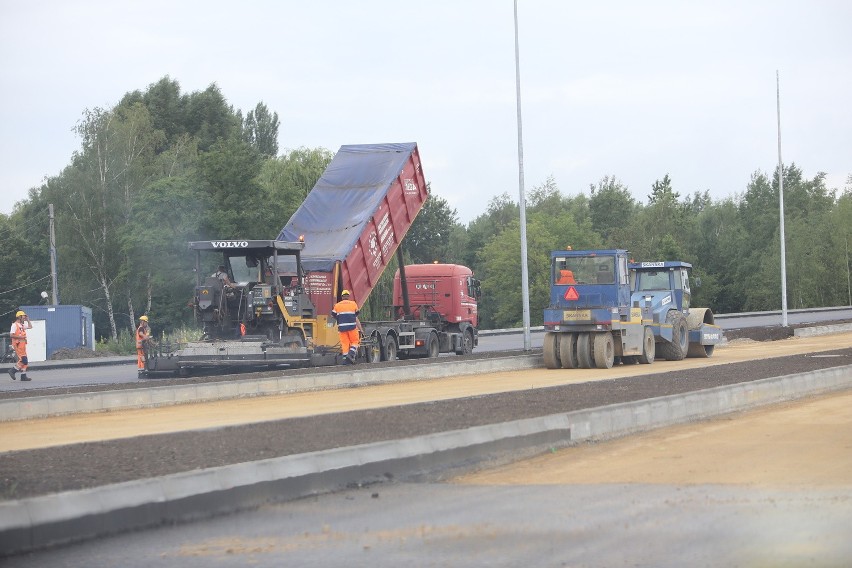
[0,355,543,422]
[793,322,852,337]
[2,364,850,556]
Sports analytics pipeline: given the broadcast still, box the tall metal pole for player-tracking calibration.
[48,203,60,305]
[846,236,851,307]
[513,0,531,350]
[776,71,788,326]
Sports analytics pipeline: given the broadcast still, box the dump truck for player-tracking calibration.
[542,248,723,369]
[146,143,480,375]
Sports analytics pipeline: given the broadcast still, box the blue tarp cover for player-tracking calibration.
[277,143,417,272]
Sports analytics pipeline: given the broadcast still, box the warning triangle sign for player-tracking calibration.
[564,287,579,301]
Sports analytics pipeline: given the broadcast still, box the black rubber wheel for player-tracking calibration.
[559,333,579,369]
[543,332,561,369]
[455,329,474,355]
[658,311,688,361]
[638,327,655,364]
[592,332,615,369]
[577,332,593,369]
[365,333,381,363]
[381,335,398,361]
[427,332,440,358]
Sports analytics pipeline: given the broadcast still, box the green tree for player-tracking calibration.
[196,137,265,238]
[241,102,280,158]
[257,147,333,238]
[589,175,636,245]
[404,188,462,264]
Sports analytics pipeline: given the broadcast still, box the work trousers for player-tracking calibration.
[137,347,147,370]
[338,329,360,358]
[13,341,27,371]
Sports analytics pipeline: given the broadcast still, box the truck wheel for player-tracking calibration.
[454,329,474,355]
[365,333,382,363]
[657,311,688,361]
[543,332,561,369]
[592,332,615,369]
[381,335,398,361]
[576,333,593,369]
[559,333,579,369]
[427,332,440,358]
[638,327,655,364]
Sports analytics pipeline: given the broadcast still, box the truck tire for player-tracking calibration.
[658,311,688,361]
[543,332,561,369]
[592,332,615,369]
[381,335,398,361]
[638,327,655,364]
[455,329,475,355]
[427,332,440,358]
[365,332,381,363]
[559,333,579,369]
[577,332,593,369]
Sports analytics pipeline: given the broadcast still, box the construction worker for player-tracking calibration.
[212,265,234,288]
[331,289,360,364]
[136,315,152,376]
[8,310,32,381]
[556,269,576,284]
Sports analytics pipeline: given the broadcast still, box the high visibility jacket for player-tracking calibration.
[136,325,150,348]
[557,270,576,284]
[331,299,360,332]
[11,321,27,344]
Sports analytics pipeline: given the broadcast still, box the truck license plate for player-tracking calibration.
[562,310,591,320]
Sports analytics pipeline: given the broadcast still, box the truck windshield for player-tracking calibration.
[228,256,263,285]
[636,270,671,291]
[554,256,615,285]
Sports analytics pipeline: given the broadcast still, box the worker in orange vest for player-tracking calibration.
[8,310,33,381]
[331,289,360,364]
[136,315,152,377]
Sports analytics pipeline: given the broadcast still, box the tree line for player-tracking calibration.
[1,76,850,341]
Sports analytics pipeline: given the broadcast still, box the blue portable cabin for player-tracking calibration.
[19,305,94,359]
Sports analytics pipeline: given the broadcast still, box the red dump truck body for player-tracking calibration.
[393,264,479,328]
[277,143,427,316]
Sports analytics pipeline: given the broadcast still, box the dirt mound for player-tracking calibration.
[49,347,119,360]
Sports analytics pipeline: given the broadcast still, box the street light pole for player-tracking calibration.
[776,71,788,327]
[513,0,532,351]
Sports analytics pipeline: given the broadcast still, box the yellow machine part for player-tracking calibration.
[275,295,339,349]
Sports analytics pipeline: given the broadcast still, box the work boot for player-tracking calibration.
[19,373,30,382]
[7,367,16,380]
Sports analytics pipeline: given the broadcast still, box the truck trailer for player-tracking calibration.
[146,143,480,375]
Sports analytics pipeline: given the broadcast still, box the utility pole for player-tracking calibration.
[513,0,531,351]
[776,71,788,327]
[49,204,59,305]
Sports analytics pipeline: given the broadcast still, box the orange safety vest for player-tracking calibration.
[11,321,27,344]
[136,325,150,348]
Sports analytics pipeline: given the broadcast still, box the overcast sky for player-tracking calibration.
[1,1,850,224]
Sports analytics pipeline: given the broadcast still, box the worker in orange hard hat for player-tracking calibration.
[135,315,152,377]
[8,310,33,381]
[331,290,360,364]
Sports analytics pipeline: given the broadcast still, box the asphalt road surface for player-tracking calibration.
[5,331,852,566]
[3,307,851,391]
